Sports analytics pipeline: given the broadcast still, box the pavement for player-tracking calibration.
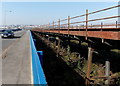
[2,31,32,84]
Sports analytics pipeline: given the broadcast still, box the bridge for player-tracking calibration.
[32,5,120,40]
[1,30,47,85]
[31,5,120,85]
[1,5,120,86]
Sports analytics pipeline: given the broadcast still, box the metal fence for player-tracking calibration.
[40,5,120,30]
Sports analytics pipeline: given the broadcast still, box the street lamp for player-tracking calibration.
[4,10,12,29]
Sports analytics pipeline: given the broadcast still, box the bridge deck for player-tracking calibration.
[32,28,120,40]
[2,31,32,84]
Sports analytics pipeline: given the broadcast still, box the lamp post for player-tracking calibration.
[4,10,12,29]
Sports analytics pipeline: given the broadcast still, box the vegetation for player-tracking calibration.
[33,32,120,85]
[53,38,120,85]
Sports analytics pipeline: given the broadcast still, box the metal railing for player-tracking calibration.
[40,5,120,30]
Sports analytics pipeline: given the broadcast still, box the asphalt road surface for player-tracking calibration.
[2,31,32,84]
[1,30,26,52]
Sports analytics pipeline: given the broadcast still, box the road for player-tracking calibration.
[2,31,32,84]
[1,30,26,52]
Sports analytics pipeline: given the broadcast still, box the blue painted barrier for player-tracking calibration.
[37,51,43,66]
[30,31,47,85]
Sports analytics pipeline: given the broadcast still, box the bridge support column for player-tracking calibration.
[86,47,94,86]
[48,36,49,41]
[105,61,110,86]
[42,34,45,41]
[56,37,60,57]
[79,40,81,49]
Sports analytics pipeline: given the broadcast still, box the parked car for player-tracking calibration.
[1,30,14,38]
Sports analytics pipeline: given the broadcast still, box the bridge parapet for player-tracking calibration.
[30,31,47,85]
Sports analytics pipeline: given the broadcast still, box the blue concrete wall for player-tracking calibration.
[30,31,47,85]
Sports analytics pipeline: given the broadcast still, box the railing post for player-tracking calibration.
[49,23,50,29]
[68,16,70,46]
[53,21,55,33]
[86,9,88,40]
[46,25,47,29]
[101,22,103,28]
[116,21,118,28]
[53,21,54,29]
[58,19,60,34]
[91,24,92,28]
[68,16,70,37]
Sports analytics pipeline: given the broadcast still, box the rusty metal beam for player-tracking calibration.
[31,29,120,40]
[87,31,120,40]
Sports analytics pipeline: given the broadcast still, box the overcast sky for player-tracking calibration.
[0,2,119,25]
